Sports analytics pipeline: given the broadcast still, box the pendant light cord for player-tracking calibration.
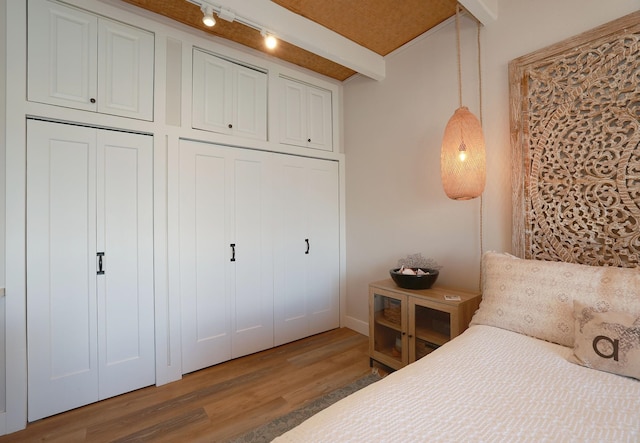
[477,19,484,293]
[455,4,463,108]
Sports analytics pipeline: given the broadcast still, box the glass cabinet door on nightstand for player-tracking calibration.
[409,299,457,362]
[370,291,407,369]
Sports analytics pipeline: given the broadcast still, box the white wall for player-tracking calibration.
[342,0,640,331]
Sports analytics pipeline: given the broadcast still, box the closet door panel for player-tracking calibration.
[26,120,98,421]
[97,131,155,399]
[179,140,232,373]
[306,161,340,334]
[274,156,340,346]
[274,159,310,346]
[231,151,273,357]
[28,0,98,111]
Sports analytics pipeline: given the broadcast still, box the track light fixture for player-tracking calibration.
[192,1,278,51]
[261,30,277,49]
[201,4,216,27]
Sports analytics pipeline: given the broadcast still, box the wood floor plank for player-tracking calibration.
[0,328,372,443]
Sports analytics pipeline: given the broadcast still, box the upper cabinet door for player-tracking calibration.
[97,18,154,120]
[233,66,268,140]
[28,0,98,112]
[27,0,154,121]
[279,79,307,147]
[192,50,232,134]
[279,77,333,152]
[306,86,333,151]
[192,49,267,140]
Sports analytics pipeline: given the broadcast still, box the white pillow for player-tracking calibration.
[470,252,640,347]
[569,300,640,379]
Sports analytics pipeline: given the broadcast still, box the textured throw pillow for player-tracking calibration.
[470,252,640,347]
[569,301,640,380]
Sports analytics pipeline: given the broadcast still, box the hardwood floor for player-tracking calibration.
[0,328,372,443]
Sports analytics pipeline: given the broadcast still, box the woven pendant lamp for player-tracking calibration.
[440,6,486,200]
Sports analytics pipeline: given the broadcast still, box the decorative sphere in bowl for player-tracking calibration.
[389,267,439,290]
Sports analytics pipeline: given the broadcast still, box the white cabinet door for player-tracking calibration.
[192,49,267,140]
[97,18,154,120]
[192,50,232,136]
[179,140,273,374]
[26,120,155,421]
[233,66,268,140]
[307,86,333,151]
[27,0,154,121]
[28,0,98,112]
[274,156,339,345]
[279,79,306,147]
[279,77,333,151]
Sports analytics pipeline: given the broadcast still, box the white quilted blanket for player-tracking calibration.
[274,325,640,442]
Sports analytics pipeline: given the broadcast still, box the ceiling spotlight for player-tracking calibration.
[201,5,216,27]
[261,30,277,49]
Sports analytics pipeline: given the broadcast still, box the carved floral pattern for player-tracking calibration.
[523,32,640,267]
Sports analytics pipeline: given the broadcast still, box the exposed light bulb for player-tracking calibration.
[201,5,216,27]
[458,141,467,162]
[264,34,277,49]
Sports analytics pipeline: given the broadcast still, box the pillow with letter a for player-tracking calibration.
[569,300,640,380]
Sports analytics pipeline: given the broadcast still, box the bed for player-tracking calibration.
[274,11,640,443]
[274,252,640,442]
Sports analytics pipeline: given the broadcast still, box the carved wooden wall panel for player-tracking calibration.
[509,11,640,268]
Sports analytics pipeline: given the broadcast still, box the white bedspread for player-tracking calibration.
[274,325,640,442]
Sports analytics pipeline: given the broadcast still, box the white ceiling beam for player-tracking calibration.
[459,0,498,25]
[211,0,386,81]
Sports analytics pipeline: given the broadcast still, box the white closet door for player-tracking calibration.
[230,149,273,358]
[27,121,155,421]
[98,18,154,120]
[179,140,233,373]
[96,130,155,399]
[306,161,340,335]
[274,157,309,345]
[274,156,340,345]
[27,0,98,111]
[27,120,99,421]
[179,141,273,372]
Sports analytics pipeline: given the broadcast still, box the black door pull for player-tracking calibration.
[230,243,236,262]
[97,252,105,275]
[305,239,310,254]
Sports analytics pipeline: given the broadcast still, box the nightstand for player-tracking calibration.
[369,279,481,370]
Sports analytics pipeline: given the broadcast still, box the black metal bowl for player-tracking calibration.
[389,267,439,290]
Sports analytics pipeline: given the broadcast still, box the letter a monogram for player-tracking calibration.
[592,335,619,361]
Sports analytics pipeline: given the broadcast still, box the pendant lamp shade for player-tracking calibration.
[440,106,486,200]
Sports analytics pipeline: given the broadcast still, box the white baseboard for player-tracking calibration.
[344,315,368,337]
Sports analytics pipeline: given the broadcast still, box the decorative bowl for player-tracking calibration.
[389,267,439,290]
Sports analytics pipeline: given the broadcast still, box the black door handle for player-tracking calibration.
[97,252,105,275]
[230,243,236,262]
[305,239,310,254]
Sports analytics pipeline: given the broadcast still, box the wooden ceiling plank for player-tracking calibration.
[273,0,457,56]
